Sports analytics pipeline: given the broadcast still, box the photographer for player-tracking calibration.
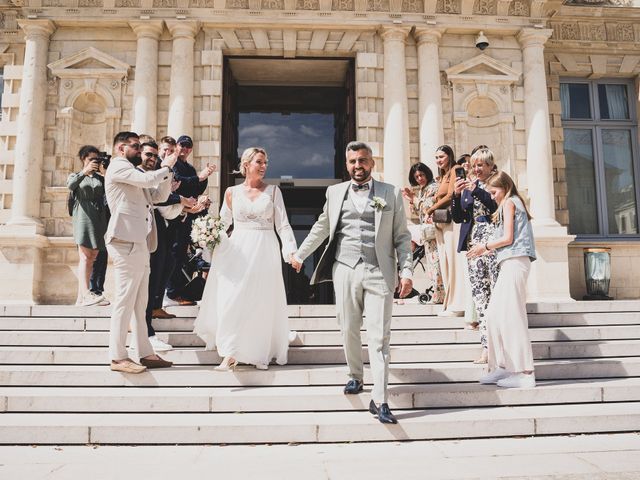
[67,145,109,306]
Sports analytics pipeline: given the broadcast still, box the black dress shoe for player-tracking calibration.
[369,400,398,424]
[343,379,363,394]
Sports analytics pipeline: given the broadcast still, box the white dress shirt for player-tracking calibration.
[349,179,373,214]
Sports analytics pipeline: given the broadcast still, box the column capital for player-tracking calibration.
[129,20,164,40]
[166,20,200,39]
[413,26,444,45]
[517,28,553,48]
[379,25,411,43]
[17,19,55,39]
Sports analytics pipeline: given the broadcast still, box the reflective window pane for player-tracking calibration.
[602,129,638,234]
[563,129,599,235]
[598,84,630,120]
[238,112,335,179]
[560,83,591,120]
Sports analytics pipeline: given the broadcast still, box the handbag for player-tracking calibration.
[433,208,451,224]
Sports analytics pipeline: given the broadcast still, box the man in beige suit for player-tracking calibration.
[291,141,413,424]
[105,131,177,373]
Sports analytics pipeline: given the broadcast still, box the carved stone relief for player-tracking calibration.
[561,22,580,40]
[115,0,141,6]
[78,0,104,6]
[154,0,177,6]
[190,0,215,5]
[367,0,389,9]
[402,0,422,11]
[296,0,319,8]
[473,0,496,15]
[262,0,284,7]
[564,0,632,5]
[436,0,460,14]
[578,23,606,41]
[606,23,635,42]
[42,0,65,6]
[551,21,638,42]
[332,0,354,9]
[227,0,249,7]
[508,0,529,16]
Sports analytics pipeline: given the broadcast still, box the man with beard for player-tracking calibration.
[104,132,177,373]
[165,135,215,306]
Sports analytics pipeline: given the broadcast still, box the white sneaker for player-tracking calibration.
[96,296,110,306]
[80,292,104,307]
[255,363,269,370]
[288,330,299,344]
[149,335,173,352]
[163,295,179,307]
[437,310,464,317]
[497,373,536,388]
[479,367,510,384]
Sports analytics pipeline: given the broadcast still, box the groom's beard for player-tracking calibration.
[127,154,142,167]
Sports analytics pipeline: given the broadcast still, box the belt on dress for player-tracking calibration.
[474,215,490,223]
[234,224,273,231]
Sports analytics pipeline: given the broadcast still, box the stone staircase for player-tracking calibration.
[1,301,640,444]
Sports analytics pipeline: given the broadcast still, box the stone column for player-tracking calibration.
[518,28,556,227]
[8,20,55,230]
[130,21,163,137]
[166,21,199,139]
[517,28,575,302]
[415,27,444,175]
[380,26,411,189]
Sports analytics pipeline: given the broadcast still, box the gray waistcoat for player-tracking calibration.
[334,193,378,268]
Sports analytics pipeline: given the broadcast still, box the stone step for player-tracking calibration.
[3,300,639,319]
[2,311,638,331]
[1,340,639,366]
[2,325,639,347]
[2,378,639,413]
[2,401,640,444]
[1,358,638,387]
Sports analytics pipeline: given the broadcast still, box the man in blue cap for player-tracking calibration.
[165,135,216,306]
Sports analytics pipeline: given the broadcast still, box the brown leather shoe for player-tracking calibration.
[140,355,173,369]
[176,298,196,306]
[152,308,177,319]
[110,358,146,374]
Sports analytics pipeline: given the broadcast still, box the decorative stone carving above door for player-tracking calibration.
[47,47,130,172]
[445,53,521,177]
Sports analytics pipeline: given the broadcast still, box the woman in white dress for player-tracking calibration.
[194,147,297,371]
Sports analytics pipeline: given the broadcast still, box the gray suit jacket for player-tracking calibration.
[296,179,413,292]
[104,156,173,253]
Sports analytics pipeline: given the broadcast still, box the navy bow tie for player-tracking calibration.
[352,183,370,191]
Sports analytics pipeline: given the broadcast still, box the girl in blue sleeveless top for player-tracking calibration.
[467,171,537,389]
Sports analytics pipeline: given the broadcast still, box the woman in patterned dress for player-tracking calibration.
[402,162,445,304]
[451,148,499,363]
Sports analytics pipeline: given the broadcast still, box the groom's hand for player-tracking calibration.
[397,278,413,298]
[289,254,302,273]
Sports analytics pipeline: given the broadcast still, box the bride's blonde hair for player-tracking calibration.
[238,147,268,176]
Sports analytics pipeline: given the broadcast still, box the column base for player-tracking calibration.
[0,225,48,304]
[527,224,576,303]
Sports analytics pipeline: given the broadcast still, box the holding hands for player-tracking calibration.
[288,254,302,273]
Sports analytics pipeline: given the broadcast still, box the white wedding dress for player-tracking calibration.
[194,184,297,366]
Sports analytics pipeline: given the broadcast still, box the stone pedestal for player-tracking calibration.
[415,27,444,175]
[518,28,575,302]
[166,21,199,139]
[380,26,411,189]
[130,21,163,137]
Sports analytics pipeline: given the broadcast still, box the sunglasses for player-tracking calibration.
[127,143,141,150]
[143,152,158,158]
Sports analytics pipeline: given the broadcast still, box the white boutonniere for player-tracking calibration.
[371,196,387,211]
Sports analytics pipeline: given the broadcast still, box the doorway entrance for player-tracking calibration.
[220,57,356,304]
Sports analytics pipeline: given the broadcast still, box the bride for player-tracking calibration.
[194,147,297,371]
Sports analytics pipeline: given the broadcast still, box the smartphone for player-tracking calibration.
[455,166,466,180]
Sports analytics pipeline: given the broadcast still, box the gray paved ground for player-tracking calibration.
[1,433,640,479]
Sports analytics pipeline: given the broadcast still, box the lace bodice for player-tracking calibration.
[219,184,297,258]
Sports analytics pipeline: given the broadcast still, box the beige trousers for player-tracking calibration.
[435,221,466,312]
[486,256,534,373]
[333,261,393,404]
[107,240,154,361]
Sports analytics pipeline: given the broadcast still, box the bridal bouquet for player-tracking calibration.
[191,214,226,252]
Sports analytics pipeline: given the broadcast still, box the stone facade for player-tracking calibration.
[0,0,637,303]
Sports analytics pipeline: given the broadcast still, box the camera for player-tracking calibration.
[96,151,111,169]
[455,167,466,180]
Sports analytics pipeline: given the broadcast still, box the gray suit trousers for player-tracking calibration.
[332,260,393,404]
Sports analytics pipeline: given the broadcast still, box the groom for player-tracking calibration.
[291,141,413,424]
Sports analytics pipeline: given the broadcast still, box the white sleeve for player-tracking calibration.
[219,189,233,230]
[273,186,297,260]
